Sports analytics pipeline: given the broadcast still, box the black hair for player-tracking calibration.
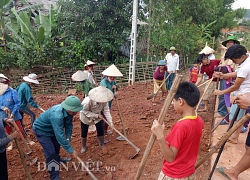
[174,82,200,107]
[225,44,247,60]
[197,53,209,63]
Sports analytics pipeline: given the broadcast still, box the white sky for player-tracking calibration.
[232,0,250,9]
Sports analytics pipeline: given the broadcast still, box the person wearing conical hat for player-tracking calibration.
[199,45,215,60]
[164,46,179,90]
[79,86,114,153]
[100,64,123,137]
[84,60,98,87]
[71,70,93,97]
[16,74,40,129]
[0,74,32,151]
[33,96,82,179]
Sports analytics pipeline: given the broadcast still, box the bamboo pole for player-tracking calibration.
[195,113,250,169]
[135,75,182,180]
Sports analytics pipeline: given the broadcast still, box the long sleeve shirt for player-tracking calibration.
[165,53,179,72]
[16,82,39,109]
[33,104,74,154]
[0,111,11,153]
[84,70,96,86]
[0,87,22,120]
[99,77,118,108]
[80,97,112,125]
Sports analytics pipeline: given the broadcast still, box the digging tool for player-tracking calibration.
[113,89,126,141]
[195,77,214,112]
[12,122,32,154]
[208,74,220,147]
[10,125,33,180]
[76,156,98,180]
[210,112,230,133]
[102,118,140,158]
[135,75,182,180]
[147,73,172,100]
[23,153,38,166]
[208,107,240,179]
[195,112,250,169]
[197,80,210,88]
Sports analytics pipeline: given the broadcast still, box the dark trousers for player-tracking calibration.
[34,129,60,180]
[165,72,175,90]
[20,107,36,127]
[0,150,8,180]
[81,120,104,138]
[217,80,228,116]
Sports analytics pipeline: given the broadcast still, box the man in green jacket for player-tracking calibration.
[33,96,82,180]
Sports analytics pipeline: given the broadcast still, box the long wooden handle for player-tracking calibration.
[76,156,98,180]
[135,75,182,180]
[195,113,250,169]
[115,95,127,136]
[102,118,140,152]
[10,126,33,180]
[12,122,32,154]
[195,78,214,112]
[197,80,210,88]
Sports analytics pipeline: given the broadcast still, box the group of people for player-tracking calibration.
[151,37,250,180]
[0,61,124,180]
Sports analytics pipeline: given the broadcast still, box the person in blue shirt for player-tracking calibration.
[0,83,19,180]
[33,96,83,180]
[16,73,40,129]
[0,74,33,150]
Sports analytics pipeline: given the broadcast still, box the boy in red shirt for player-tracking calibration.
[151,82,204,179]
[189,61,199,83]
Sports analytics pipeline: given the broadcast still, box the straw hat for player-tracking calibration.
[169,46,176,51]
[84,60,96,67]
[61,96,83,112]
[102,64,123,77]
[199,45,214,55]
[0,74,9,82]
[88,86,114,103]
[23,73,39,84]
[222,36,240,47]
[72,70,88,81]
[0,83,8,96]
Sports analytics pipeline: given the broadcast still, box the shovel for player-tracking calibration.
[113,89,126,141]
[147,73,172,100]
[102,118,140,159]
[24,153,38,166]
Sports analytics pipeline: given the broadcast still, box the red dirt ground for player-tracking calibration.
[7,81,213,180]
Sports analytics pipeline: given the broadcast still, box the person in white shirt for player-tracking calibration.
[83,60,98,87]
[164,46,179,90]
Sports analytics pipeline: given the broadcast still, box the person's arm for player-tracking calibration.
[81,99,99,119]
[214,77,245,95]
[234,92,250,109]
[103,103,113,127]
[25,88,39,108]
[0,119,18,148]
[51,117,74,154]
[151,120,178,162]
[222,72,237,79]
[10,90,21,118]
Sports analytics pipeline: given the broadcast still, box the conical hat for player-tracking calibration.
[0,83,8,96]
[88,86,114,103]
[72,70,88,81]
[84,60,96,67]
[199,45,214,55]
[102,64,123,77]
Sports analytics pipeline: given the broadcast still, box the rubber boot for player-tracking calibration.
[97,136,105,149]
[81,138,87,153]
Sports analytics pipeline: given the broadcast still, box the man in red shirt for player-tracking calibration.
[195,54,220,112]
[151,82,204,179]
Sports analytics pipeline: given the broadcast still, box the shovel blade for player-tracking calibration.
[30,157,38,166]
[116,135,126,141]
[130,149,140,159]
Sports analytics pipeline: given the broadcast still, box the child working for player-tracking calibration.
[189,61,200,83]
[151,82,204,179]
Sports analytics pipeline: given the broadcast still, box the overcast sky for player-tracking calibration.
[232,0,250,9]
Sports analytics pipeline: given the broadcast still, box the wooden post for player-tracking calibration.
[135,75,182,180]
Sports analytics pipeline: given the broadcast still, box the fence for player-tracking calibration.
[5,61,158,94]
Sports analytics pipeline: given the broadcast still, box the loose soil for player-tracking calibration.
[7,81,213,180]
